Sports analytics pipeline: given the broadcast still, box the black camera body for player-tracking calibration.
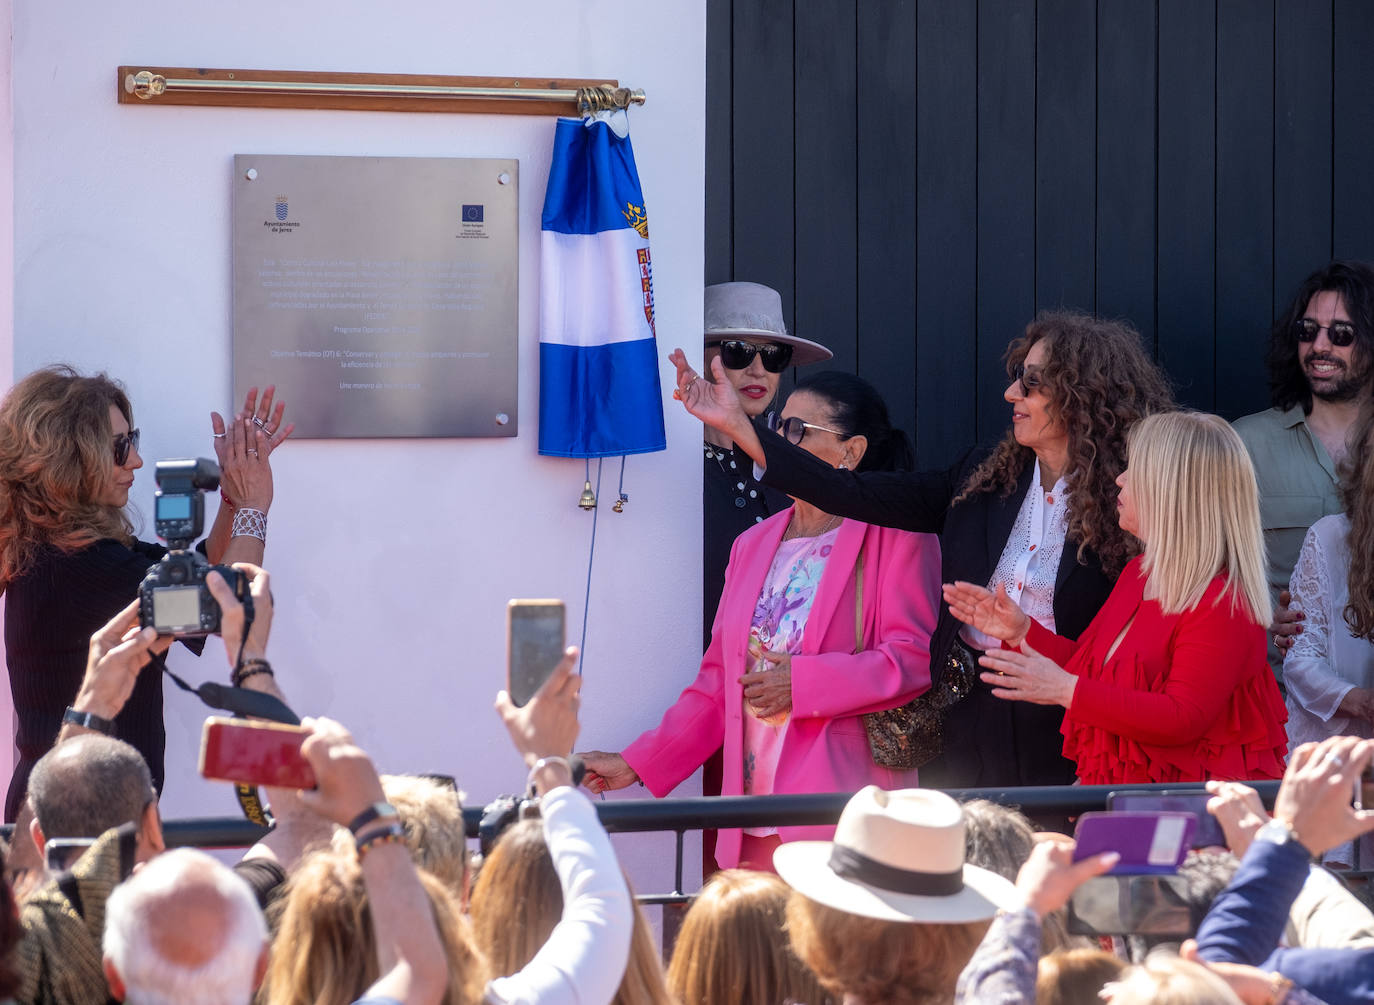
[137,458,252,637]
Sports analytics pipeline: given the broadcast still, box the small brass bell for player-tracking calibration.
[612,493,628,513]
[578,480,598,510]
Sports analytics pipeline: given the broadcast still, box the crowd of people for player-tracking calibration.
[0,260,1371,1002]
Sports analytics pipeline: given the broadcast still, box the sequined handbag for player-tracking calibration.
[855,549,977,771]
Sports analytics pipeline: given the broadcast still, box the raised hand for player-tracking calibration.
[942,581,1031,646]
[668,349,753,443]
[577,751,640,794]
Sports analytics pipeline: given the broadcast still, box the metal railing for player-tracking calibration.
[151,780,1345,903]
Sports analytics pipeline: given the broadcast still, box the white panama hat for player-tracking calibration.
[704,282,833,367]
[774,786,1022,924]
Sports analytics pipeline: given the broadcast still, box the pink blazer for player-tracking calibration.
[623,512,940,868]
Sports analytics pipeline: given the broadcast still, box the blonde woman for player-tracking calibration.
[944,412,1287,784]
[666,869,832,1005]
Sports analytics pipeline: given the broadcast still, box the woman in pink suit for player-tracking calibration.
[580,372,941,872]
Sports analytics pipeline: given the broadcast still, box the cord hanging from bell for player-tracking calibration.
[578,457,598,510]
[612,455,629,512]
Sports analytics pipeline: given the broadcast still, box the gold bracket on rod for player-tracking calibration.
[118,67,646,116]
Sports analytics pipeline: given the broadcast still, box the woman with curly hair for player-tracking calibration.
[947,412,1287,785]
[670,311,1173,789]
[1282,398,1374,867]
[0,365,290,819]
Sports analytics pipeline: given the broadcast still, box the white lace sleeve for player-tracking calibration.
[1284,525,1356,722]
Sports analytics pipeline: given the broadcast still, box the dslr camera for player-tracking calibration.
[138,458,252,637]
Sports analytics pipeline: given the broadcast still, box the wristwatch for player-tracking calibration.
[62,706,116,736]
[347,801,399,838]
[1254,818,1307,853]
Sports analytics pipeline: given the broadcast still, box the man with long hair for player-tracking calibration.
[1234,260,1374,684]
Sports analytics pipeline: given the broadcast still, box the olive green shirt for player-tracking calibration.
[1233,405,1343,683]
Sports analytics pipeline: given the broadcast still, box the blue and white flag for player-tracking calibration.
[539,111,666,458]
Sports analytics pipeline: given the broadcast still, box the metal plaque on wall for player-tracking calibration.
[232,154,518,438]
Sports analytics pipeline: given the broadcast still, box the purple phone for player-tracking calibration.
[1106,790,1227,849]
[1072,811,1197,874]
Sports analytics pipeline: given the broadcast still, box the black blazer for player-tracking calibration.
[756,434,1116,682]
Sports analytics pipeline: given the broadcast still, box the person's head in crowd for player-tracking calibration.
[262,845,484,1005]
[1101,954,1243,1005]
[0,365,140,585]
[1119,411,1270,627]
[956,310,1174,578]
[102,847,267,1005]
[6,798,46,901]
[27,734,162,867]
[703,281,831,421]
[666,868,832,1005]
[1267,259,1374,413]
[778,787,1020,1005]
[776,370,914,474]
[468,817,672,1005]
[329,773,469,899]
[1123,851,1239,964]
[1338,397,1374,641]
[1035,948,1127,1005]
[0,844,22,1002]
[960,799,1079,953]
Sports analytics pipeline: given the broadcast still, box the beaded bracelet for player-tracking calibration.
[219,489,236,511]
[231,507,268,542]
[356,823,406,862]
[231,657,273,688]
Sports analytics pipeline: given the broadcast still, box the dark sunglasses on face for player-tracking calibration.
[1294,318,1357,348]
[1010,362,1044,396]
[113,429,140,466]
[710,339,795,373]
[767,411,848,446]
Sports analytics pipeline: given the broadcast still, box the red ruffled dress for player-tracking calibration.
[1021,558,1288,785]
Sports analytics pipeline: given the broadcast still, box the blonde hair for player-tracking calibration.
[329,774,469,897]
[667,869,832,1005]
[1102,954,1242,1005]
[785,892,990,1004]
[1127,412,1270,625]
[262,846,486,1005]
[468,818,673,1005]
[0,365,134,587]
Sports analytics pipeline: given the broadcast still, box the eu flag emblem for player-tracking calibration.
[462,204,484,223]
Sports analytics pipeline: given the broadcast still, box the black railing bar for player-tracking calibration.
[674,830,685,896]
[149,781,1283,849]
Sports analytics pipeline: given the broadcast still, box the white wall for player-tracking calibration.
[10,0,705,893]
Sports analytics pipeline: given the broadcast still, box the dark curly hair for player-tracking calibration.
[1268,260,1374,412]
[954,311,1174,577]
[1340,398,1374,640]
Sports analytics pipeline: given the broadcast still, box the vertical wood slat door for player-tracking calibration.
[706,0,1374,470]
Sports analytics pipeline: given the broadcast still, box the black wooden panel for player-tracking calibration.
[856,0,917,441]
[1334,0,1374,261]
[732,0,796,327]
[704,0,733,285]
[1034,0,1096,314]
[1156,0,1216,410]
[914,0,977,466]
[1274,0,1332,314]
[1214,0,1274,420]
[1095,0,1157,348]
[795,3,858,373]
[976,0,1036,444]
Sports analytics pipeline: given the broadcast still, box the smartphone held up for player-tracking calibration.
[507,599,566,707]
[199,717,316,790]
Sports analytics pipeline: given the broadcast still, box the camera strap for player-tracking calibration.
[152,652,301,827]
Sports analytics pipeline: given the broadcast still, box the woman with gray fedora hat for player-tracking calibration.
[700,282,833,647]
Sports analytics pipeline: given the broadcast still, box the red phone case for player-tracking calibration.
[199,718,316,789]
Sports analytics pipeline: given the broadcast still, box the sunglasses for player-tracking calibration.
[1010,362,1045,396]
[710,339,795,373]
[113,428,140,466]
[767,411,848,446]
[1294,318,1357,348]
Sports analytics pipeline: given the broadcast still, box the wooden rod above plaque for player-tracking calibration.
[117,66,646,116]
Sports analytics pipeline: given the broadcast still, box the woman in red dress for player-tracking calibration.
[943,411,1287,784]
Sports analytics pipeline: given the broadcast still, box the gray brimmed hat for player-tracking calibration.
[704,282,833,366]
[774,786,1021,924]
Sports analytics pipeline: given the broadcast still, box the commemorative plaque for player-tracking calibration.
[232,154,518,438]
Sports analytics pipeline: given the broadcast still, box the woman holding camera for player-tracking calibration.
[0,365,291,820]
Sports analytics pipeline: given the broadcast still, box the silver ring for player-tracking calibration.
[213,432,227,439]
[1328,755,1345,770]
[1274,633,1283,647]
[252,415,270,430]
[247,448,259,456]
